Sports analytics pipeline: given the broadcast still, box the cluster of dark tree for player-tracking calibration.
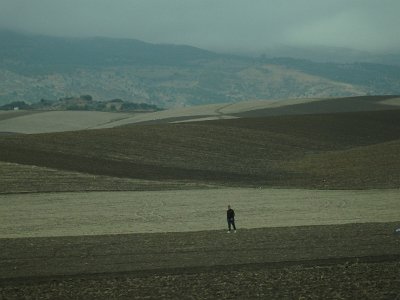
[0,95,161,112]
[120,101,159,111]
[0,101,32,110]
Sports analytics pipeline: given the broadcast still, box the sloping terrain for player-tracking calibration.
[233,95,400,118]
[1,188,399,238]
[0,161,207,193]
[95,95,400,127]
[0,110,135,134]
[2,31,400,107]
[1,108,399,190]
[285,140,400,189]
[1,101,400,299]
[1,223,399,299]
[1,95,399,134]
[0,110,40,122]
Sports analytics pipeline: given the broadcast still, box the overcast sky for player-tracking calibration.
[1,0,399,53]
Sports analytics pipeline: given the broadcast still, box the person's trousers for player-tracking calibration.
[227,218,236,231]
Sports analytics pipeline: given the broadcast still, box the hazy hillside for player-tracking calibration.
[266,57,400,95]
[1,31,400,107]
[1,108,399,189]
[0,30,219,70]
[258,45,400,65]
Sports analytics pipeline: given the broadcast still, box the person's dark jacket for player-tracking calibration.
[227,209,235,220]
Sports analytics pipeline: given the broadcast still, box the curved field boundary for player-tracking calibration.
[1,188,399,238]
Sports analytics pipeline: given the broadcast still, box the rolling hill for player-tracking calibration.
[2,29,400,300]
[1,98,400,298]
[1,103,399,191]
[1,95,399,134]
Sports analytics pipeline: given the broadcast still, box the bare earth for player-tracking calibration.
[1,188,399,238]
[1,100,313,133]
[1,99,400,298]
[1,189,400,299]
[1,223,399,299]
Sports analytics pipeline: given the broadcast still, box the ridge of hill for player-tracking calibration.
[1,31,400,107]
[1,108,399,190]
[1,95,399,134]
[0,30,219,70]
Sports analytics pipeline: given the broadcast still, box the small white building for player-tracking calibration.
[13,107,19,111]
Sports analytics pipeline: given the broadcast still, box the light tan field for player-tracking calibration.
[1,188,399,238]
[93,98,324,127]
[381,97,400,106]
[1,96,400,133]
[0,98,328,133]
[0,110,134,134]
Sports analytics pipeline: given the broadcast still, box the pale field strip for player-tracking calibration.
[94,98,324,127]
[0,99,320,133]
[1,97,398,134]
[170,98,325,123]
[171,115,238,123]
[380,97,400,106]
[93,103,232,128]
[219,98,324,114]
[0,111,134,134]
[0,188,399,238]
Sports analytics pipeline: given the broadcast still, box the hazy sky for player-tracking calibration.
[1,0,399,53]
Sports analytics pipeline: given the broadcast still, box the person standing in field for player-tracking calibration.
[227,205,236,233]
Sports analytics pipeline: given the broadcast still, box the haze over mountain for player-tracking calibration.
[1,1,400,107]
[1,0,399,54]
[1,30,400,108]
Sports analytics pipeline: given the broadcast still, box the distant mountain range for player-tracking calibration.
[1,30,400,108]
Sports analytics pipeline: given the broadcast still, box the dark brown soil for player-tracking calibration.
[1,222,400,299]
[1,109,400,190]
[1,261,399,299]
[233,95,400,118]
[0,161,215,194]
